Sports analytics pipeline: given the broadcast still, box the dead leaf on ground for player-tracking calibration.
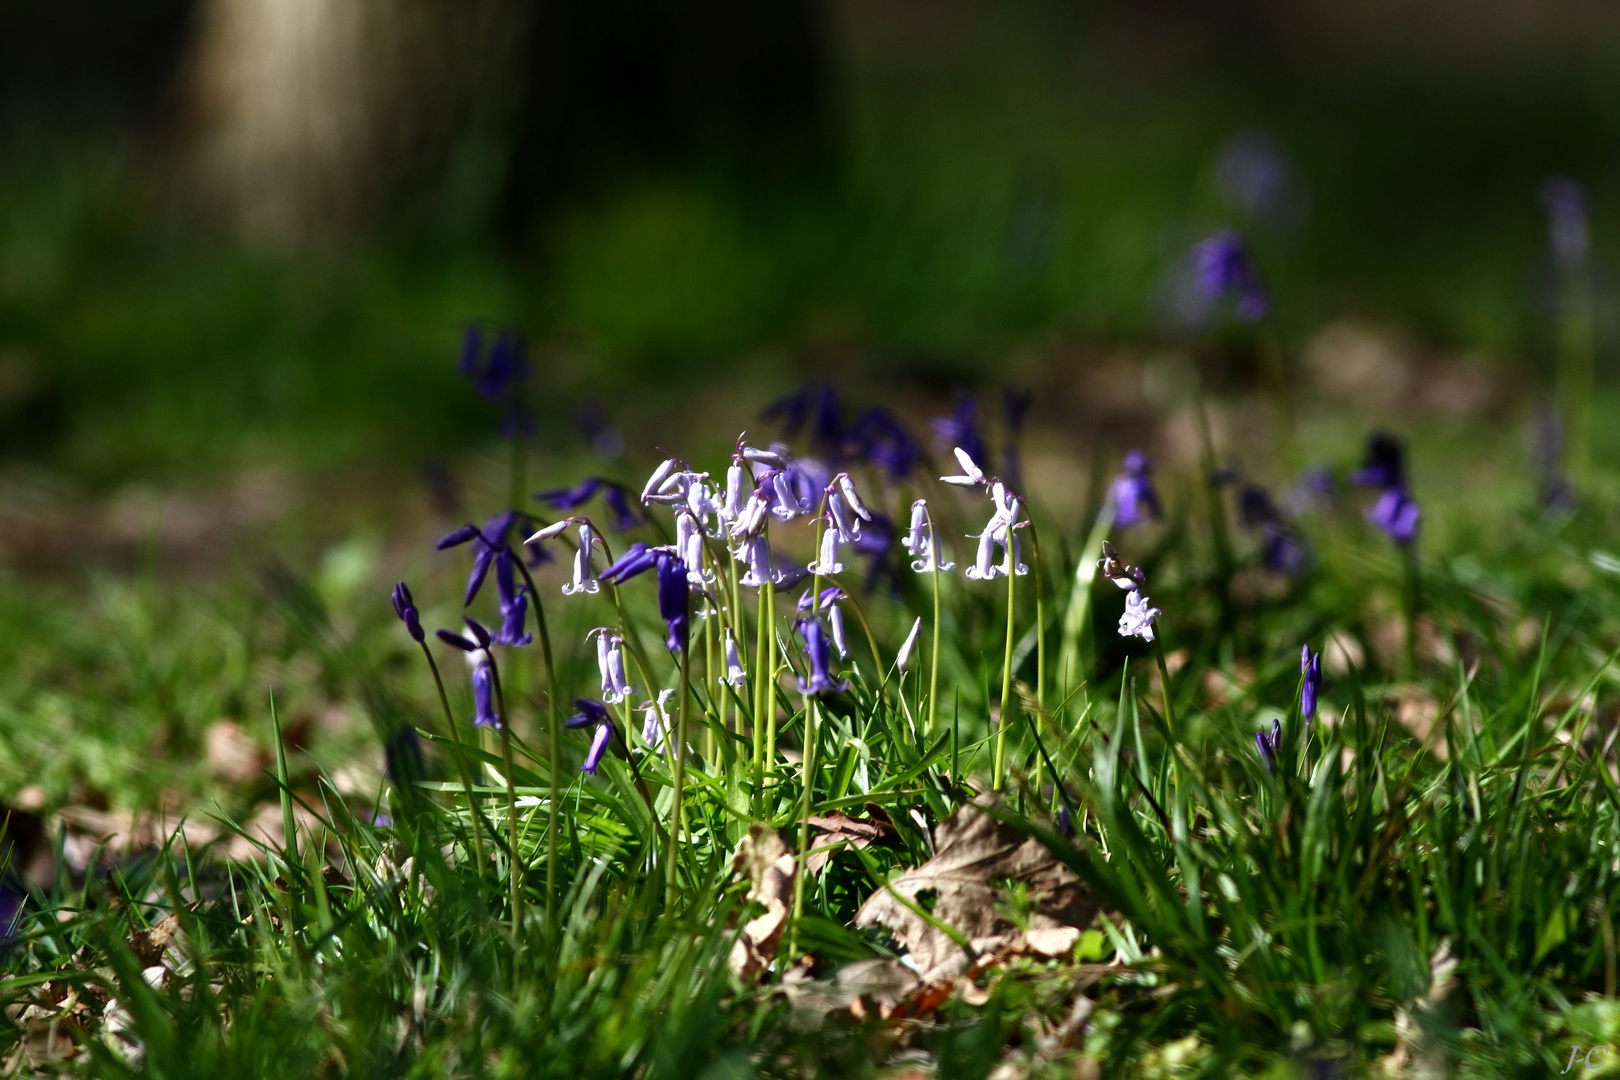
[728,823,796,982]
[805,806,899,874]
[854,794,1102,984]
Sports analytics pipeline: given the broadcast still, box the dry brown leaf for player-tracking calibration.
[805,807,899,874]
[728,823,796,982]
[854,794,1101,984]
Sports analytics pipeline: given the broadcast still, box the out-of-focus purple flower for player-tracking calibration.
[933,398,990,473]
[1108,452,1161,527]
[535,477,641,531]
[766,384,843,456]
[1300,645,1321,720]
[1056,803,1074,838]
[1118,590,1161,642]
[1541,176,1590,271]
[1192,231,1268,323]
[391,582,425,643]
[603,486,639,530]
[848,408,920,480]
[1255,718,1281,775]
[796,618,849,696]
[471,660,501,729]
[574,398,625,461]
[1367,487,1421,545]
[1350,432,1406,490]
[1282,465,1335,517]
[457,324,534,437]
[1002,388,1033,490]
[1237,484,1309,577]
[1532,411,1578,515]
[851,511,900,593]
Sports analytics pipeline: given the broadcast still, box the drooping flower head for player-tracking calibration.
[1097,541,1146,592]
[1351,432,1420,545]
[636,689,676,753]
[1367,488,1421,545]
[722,628,746,688]
[565,699,614,774]
[534,477,641,531]
[391,582,424,644]
[1350,432,1406,491]
[796,618,849,697]
[589,628,633,703]
[600,542,691,652]
[1255,718,1281,775]
[1238,484,1309,576]
[1109,452,1161,528]
[1118,590,1162,642]
[765,384,843,458]
[1191,231,1268,323]
[1300,645,1322,721]
[437,511,546,608]
[904,499,955,574]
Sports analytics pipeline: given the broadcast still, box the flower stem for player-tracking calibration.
[511,558,560,936]
[420,644,487,872]
[752,580,769,811]
[1401,543,1420,681]
[927,522,942,739]
[667,643,692,909]
[994,559,1017,791]
[486,654,522,943]
[788,695,816,962]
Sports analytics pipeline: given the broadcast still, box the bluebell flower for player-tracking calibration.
[1541,176,1590,271]
[657,555,690,652]
[471,660,501,729]
[1097,541,1146,592]
[637,689,676,753]
[1109,452,1161,527]
[535,477,642,530]
[457,324,534,437]
[438,511,528,606]
[1255,718,1281,775]
[1349,432,1406,491]
[601,541,659,583]
[848,408,920,480]
[765,384,843,456]
[1367,487,1421,545]
[1237,484,1308,576]
[391,582,425,643]
[1533,411,1578,515]
[589,628,633,703]
[566,699,614,774]
[896,616,922,674]
[1300,645,1322,720]
[436,616,493,653]
[1192,231,1267,323]
[1117,590,1161,642]
[932,397,990,474]
[904,499,954,573]
[722,628,746,687]
[796,618,849,697]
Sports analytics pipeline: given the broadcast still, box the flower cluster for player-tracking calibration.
[1351,432,1420,545]
[1099,541,1160,642]
[942,448,1028,580]
[1192,231,1268,323]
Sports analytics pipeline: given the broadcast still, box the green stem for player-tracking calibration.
[1401,543,1420,681]
[421,645,487,871]
[486,654,522,944]
[789,695,817,961]
[765,581,779,792]
[667,643,692,909]
[753,580,769,810]
[994,556,1017,791]
[927,522,942,739]
[1057,505,1114,699]
[510,558,561,936]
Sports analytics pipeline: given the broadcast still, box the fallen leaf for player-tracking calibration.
[854,794,1101,983]
[805,808,899,873]
[728,824,796,982]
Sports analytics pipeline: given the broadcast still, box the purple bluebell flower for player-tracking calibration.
[1237,484,1309,576]
[391,582,425,643]
[1255,718,1281,775]
[1215,131,1293,223]
[471,660,501,729]
[494,592,532,647]
[1056,803,1074,838]
[852,511,901,592]
[796,618,849,696]
[1192,231,1268,323]
[436,616,493,653]
[438,511,525,607]
[765,384,843,456]
[1300,645,1321,720]
[535,477,603,510]
[1541,176,1590,271]
[1350,432,1406,491]
[457,324,534,437]
[603,486,639,530]
[932,398,990,473]
[848,408,920,480]
[1118,590,1161,642]
[657,555,690,652]
[1109,452,1161,527]
[601,542,659,583]
[566,698,609,728]
[1367,487,1421,545]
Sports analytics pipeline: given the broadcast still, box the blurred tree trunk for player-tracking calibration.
[173,0,529,249]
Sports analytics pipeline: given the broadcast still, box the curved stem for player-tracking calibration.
[510,556,560,936]
[420,645,487,871]
[667,644,692,909]
[994,562,1017,791]
[486,653,522,943]
[927,526,942,739]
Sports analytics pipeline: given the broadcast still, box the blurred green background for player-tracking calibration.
[2,0,1619,489]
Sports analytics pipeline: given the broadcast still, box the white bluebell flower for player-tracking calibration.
[1118,590,1161,642]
